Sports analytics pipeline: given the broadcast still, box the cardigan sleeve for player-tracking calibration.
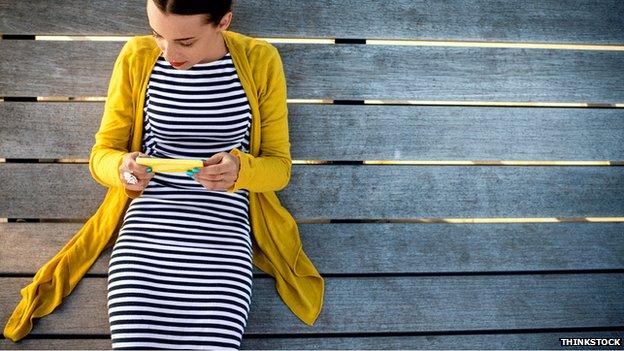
[88,39,135,189]
[226,45,292,193]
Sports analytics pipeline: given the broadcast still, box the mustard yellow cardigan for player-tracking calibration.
[3,30,324,342]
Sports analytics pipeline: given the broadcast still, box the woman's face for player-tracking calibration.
[146,0,232,70]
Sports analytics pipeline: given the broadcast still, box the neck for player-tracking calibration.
[198,31,228,64]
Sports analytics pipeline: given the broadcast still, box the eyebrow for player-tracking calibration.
[150,27,196,41]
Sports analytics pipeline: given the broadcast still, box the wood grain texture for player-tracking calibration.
[2,0,623,349]
[2,41,624,101]
[1,163,623,219]
[2,102,624,160]
[2,222,623,275]
[2,331,624,350]
[0,0,623,44]
[2,274,623,335]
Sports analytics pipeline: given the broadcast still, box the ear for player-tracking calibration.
[217,11,232,31]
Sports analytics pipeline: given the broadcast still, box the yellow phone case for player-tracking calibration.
[135,157,204,173]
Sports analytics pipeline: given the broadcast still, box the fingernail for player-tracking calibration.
[146,167,152,173]
[186,171,194,177]
[192,167,200,173]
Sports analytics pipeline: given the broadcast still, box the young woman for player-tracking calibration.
[3,0,323,347]
[103,0,282,349]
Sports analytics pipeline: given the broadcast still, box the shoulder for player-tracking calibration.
[227,30,280,64]
[116,35,159,61]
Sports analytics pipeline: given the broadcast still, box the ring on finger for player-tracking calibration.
[123,171,138,184]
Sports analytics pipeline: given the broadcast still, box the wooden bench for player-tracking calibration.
[2,0,623,349]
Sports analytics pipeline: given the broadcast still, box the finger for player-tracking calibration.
[128,159,151,176]
[134,172,155,181]
[124,182,140,191]
[129,151,148,157]
[139,176,151,188]
[204,163,228,175]
[195,171,229,181]
[127,182,142,191]
[127,151,142,160]
[125,174,150,190]
[199,179,231,191]
[121,170,139,185]
[134,169,154,179]
[211,180,232,191]
[202,153,225,167]
[194,175,223,186]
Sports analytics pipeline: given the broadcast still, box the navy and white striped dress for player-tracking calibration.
[107,51,254,350]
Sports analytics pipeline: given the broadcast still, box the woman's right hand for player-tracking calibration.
[119,151,154,191]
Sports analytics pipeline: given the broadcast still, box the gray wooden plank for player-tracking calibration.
[2,330,624,350]
[1,163,624,219]
[2,274,622,334]
[2,41,624,102]
[2,102,624,160]
[0,102,102,159]
[2,222,623,275]
[0,223,111,274]
[1,0,623,44]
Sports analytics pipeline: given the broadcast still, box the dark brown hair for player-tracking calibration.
[151,0,233,27]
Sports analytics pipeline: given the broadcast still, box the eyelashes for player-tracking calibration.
[151,33,194,47]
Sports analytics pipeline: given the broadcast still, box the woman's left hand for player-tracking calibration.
[189,152,240,191]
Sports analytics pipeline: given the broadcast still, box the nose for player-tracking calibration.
[160,42,180,62]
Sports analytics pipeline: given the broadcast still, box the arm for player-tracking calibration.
[88,39,135,189]
[226,44,292,193]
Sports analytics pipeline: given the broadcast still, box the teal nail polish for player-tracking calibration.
[146,167,152,173]
[186,171,194,177]
[192,167,200,173]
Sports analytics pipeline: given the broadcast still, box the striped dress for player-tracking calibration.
[107,51,254,350]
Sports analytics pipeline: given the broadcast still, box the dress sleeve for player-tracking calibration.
[88,39,135,189]
[226,44,292,193]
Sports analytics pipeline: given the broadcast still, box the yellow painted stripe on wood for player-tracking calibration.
[36,35,132,41]
[35,35,335,44]
[37,96,106,102]
[2,98,620,107]
[366,39,624,51]
[297,160,618,166]
[363,160,615,166]
[31,35,624,51]
[253,37,334,44]
[35,97,332,103]
[297,217,624,224]
[287,99,333,104]
[364,100,622,107]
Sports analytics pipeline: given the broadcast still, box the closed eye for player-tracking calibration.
[151,32,194,47]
